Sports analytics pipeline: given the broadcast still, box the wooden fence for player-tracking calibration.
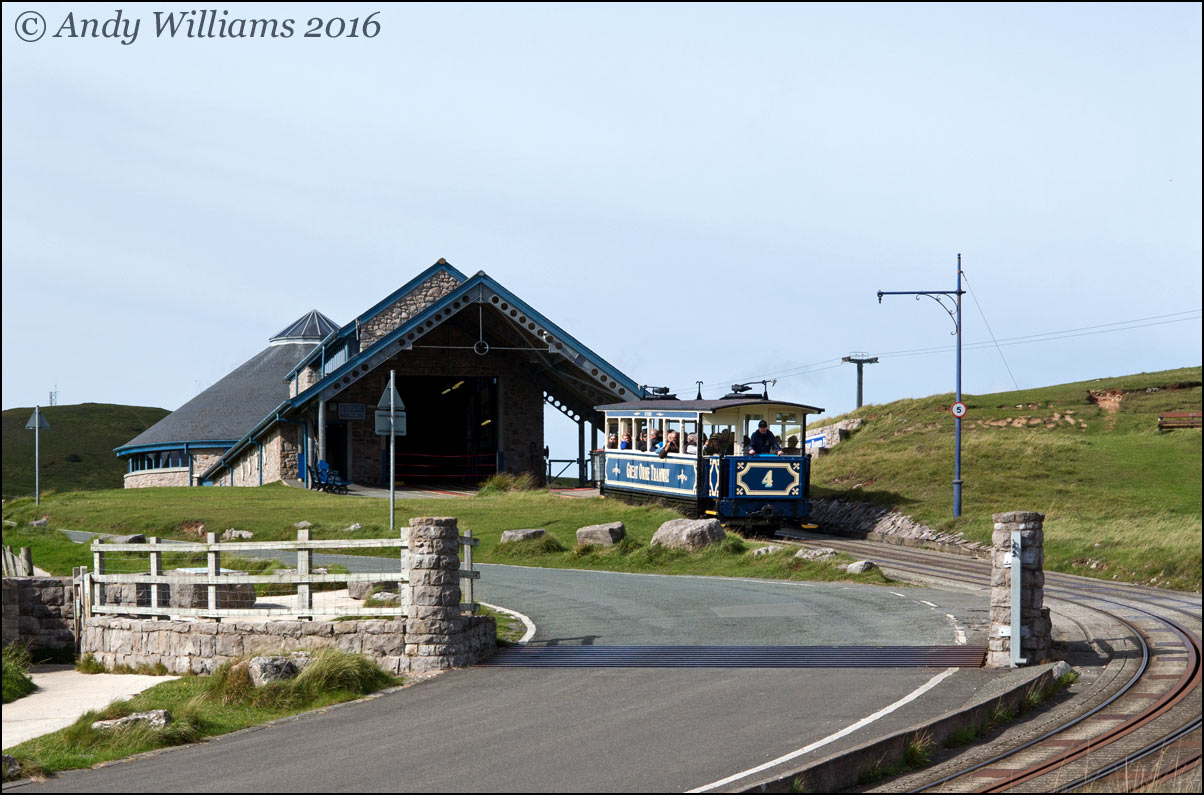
[79,528,480,620]
[2,545,33,577]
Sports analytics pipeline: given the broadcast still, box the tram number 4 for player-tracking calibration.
[761,470,774,488]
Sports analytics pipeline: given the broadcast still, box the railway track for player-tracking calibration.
[779,531,1202,793]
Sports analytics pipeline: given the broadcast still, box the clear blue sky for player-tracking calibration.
[3,3,1200,458]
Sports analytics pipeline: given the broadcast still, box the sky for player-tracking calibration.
[3,3,1201,459]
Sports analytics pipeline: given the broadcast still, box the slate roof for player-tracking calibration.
[116,313,335,453]
[270,310,338,343]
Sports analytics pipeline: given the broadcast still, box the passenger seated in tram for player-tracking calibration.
[657,430,680,458]
[685,433,699,454]
[782,435,800,455]
[636,430,648,451]
[606,433,619,449]
[747,420,782,455]
[647,430,663,453]
[619,432,632,450]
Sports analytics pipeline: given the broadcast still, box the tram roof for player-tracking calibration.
[596,398,824,417]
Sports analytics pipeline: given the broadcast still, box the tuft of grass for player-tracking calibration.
[477,472,538,495]
[75,653,107,674]
[7,649,398,776]
[476,605,525,646]
[903,731,934,768]
[493,534,568,558]
[944,724,979,748]
[3,643,37,703]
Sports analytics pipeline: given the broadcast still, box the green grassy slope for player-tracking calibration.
[810,366,1202,591]
[1,404,169,499]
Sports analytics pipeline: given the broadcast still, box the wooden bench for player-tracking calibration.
[1158,411,1202,431]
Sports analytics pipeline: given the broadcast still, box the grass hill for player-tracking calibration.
[809,366,1202,592]
[1,404,169,499]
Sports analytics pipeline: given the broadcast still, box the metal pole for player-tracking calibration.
[34,405,40,505]
[856,363,864,409]
[954,255,963,518]
[876,256,965,518]
[389,370,396,531]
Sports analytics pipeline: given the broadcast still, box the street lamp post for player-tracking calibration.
[877,255,965,517]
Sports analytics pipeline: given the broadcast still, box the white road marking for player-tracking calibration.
[478,600,537,644]
[688,667,959,793]
[890,592,907,598]
[920,600,938,607]
[945,613,967,645]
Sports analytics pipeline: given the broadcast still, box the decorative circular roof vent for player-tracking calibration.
[269,310,338,345]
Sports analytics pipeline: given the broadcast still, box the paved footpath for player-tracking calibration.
[3,667,177,749]
[1,554,1035,792]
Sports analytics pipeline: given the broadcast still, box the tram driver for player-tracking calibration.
[747,420,782,456]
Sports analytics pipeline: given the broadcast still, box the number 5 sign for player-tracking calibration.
[950,401,968,418]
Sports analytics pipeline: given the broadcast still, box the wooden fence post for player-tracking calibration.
[149,537,163,618]
[93,544,105,608]
[19,547,33,576]
[297,527,312,618]
[207,531,219,616]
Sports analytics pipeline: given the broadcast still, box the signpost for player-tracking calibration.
[25,406,51,505]
[378,375,405,530]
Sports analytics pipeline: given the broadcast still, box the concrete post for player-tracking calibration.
[988,511,1052,667]
[403,517,465,672]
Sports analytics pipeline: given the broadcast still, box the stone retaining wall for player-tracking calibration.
[805,418,863,451]
[808,498,989,558]
[79,517,495,674]
[2,576,75,653]
[80,614,495,675]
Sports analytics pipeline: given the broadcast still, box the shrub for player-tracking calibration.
[3,644,37,703]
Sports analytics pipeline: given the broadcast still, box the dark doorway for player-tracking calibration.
[326,423,348,479]
[382,376,499,484]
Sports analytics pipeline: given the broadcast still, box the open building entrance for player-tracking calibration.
[380,375,499,485]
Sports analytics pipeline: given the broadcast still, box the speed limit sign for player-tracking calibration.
[950,401,967,418]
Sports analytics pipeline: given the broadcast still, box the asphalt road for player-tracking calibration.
[22,538,1000,791]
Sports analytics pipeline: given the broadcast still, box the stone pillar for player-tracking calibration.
[988,511,1052,667]
[403,517,465,671]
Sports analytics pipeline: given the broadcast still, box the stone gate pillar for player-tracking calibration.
[403,517,466,671]
[988,511,1052,667]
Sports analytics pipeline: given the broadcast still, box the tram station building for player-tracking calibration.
[116,260,640,488]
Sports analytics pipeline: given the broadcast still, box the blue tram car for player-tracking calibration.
[594,394,824,530]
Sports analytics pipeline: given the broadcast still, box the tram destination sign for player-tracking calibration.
[603,452,696,498]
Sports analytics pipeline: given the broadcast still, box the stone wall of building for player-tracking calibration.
[988,511,1052,667]
[124,468,190,488]
[359,270,464,350]
[2,577,75,653]
[215,425,301,488]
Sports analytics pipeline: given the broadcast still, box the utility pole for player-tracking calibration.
[877,255,965,517]
[841,354,879,408]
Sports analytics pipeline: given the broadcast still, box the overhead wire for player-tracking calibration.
[675,309,1201,395]
[962,270,1019,390]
